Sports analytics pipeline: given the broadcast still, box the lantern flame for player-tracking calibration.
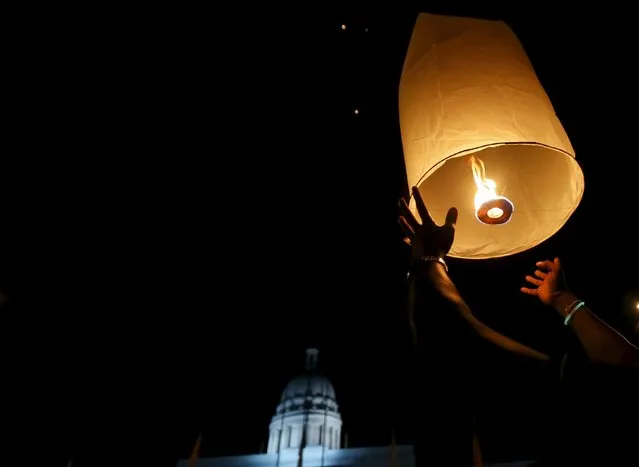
[470,155,498,211]
[469,155,514,225]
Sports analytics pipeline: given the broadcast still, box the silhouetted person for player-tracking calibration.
[399,186,638,467]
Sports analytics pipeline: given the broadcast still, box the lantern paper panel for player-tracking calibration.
[399,13,584,259]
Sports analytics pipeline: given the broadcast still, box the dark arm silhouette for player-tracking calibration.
[551,291,639,367]
[408,260,549,361]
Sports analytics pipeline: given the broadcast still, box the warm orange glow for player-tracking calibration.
[470,155,499,211]
[635,302,639,310]
[400,13,584,259]
[469,155,514,225]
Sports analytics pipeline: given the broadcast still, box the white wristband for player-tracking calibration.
[564,300,585,326]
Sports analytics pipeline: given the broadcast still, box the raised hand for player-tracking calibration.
[398,186,458,259]
[520,257,564,306]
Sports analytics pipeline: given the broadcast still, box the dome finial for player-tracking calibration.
[305,348,319,371]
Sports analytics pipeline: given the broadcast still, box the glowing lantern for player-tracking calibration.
[399,13,584,259]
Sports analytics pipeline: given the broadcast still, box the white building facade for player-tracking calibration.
[177,348,534,467]
[267,348,342,454]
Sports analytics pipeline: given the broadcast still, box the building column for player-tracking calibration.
[267,431,273,453]
[269,429,281,453]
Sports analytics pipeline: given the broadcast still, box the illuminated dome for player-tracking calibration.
[280,373,337,405]
[267,349,342,453]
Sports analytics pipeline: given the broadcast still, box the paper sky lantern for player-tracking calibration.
[399,13,584,259]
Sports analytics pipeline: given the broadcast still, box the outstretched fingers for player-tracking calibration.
[536,259,560,272]
[522,263,549,296]
[534,270,547,279]
[445,207,458,228]
[399,198,419,229]
[411,187,435,228]
[525,275,542,286]
[399,216,415,237]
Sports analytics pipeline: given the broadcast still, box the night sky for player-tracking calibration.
[0,4,637,466]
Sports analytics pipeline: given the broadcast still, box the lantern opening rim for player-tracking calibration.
[475,196,514,225]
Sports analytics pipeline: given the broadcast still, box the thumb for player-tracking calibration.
[554,257,561,269]
[445,207,458,228]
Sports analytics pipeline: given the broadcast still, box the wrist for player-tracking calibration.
[408,256,448,280]
[551,291,577,317]
[413,255,447,270]
[411,248,447,260]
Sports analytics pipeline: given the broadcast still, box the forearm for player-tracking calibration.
[409,261,548,361]
[552,291,639,366]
